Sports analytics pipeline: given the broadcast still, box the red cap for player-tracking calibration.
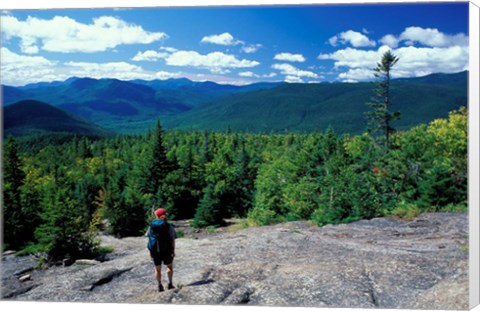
[154,208,167,218]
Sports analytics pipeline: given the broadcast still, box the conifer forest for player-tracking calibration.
[3,106,467,261]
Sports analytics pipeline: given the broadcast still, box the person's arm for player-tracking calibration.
[169,225,176,257]
[145,225,151,237]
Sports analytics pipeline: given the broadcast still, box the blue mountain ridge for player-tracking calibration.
[1,71,467,135]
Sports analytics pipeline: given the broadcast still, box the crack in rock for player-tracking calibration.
[2,284,39,299]
[221,286,255,304]
[88,268,132,291]
[186,279,215,287]
[363,269,380,307]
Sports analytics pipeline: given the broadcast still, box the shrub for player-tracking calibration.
[176,229,185,238]
[388,201,421,220]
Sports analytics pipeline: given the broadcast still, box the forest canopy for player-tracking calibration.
[2,107,468,262]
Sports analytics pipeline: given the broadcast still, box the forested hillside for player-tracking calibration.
[4,100,111,137]
[3,107,467,262]
[2,72,467,134]
[165,74,467,134]
[2,77,283,133]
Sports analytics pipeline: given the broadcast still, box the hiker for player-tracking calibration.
[147,207,177,292]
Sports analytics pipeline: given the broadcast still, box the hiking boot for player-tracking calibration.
[158,283,165,292]
[168,283,175,290]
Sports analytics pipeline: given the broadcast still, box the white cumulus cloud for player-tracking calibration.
[154,71,180,80]
[0,47,64,85]
[272,63,318,83]
[64,61,181,81]
[318,46,390,69]
[132,50,169,62]
[239,71,254,77]
[379,34,400,49]
[338,68,376,82]
[285,76,304,83]
[201,32,261,54]
[63,61,177,80]
[238,71,277,78]
[160,47,178,53]
[0,47,183,85]
[328,30,376,48]
[274,53,306,62]
[380,26,468,49]
[1,15,167,54]
[399,26,468,48]
[318,44,468,81]
[322,27,469,82]
[200,32,243,46]
[65,61,148,79]
[241,44,262,54]
[165,50,260,73]
[132,46,178,62]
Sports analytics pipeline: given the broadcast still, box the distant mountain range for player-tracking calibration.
[2,71,467,136]
[3,77,284,134]
[164,71,467,134]
[4,100,111,137]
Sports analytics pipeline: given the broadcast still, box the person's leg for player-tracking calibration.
[154,264,164,291]
[166,263,174,289]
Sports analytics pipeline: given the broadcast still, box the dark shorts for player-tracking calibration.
[150,251,174,266]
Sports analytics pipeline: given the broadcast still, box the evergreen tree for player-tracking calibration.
[142,119,173,203]
[3,135,26,249]
[121,184,149,236]
[233,140,254,217]
[166,143,201,220]
[73,176,100,227]
[35,185,98,261]
[78,137,93,159]
[105,166,127,236]
[199,131,213,170]
[192,183,224,228]
[365,50,400,148]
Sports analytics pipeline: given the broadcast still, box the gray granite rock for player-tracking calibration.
[1,212,468,309]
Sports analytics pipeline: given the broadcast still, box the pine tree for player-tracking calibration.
[78,137,93,159]
[35,185,98,261]
[233,140,254,217]
[104,166,127,237]
[199,130,213,167]
[3,135,26,249]
[192,183,224,228]
[365,50,400,148]
[142,119,173,203]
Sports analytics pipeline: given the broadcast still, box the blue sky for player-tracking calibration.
[0,2,469,86]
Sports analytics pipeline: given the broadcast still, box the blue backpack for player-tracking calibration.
[147,219,173,253]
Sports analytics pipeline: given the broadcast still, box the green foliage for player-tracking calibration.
[97,245,115,254]
[166,72,466,135]
[176,229,185,238]
[206,226,217,234]
[4,106,467,259]
[35,186,99,262]
[192,183,225,228]
[4,73,466,135]
[365,50,400,147]
[284,177,319,221]
[248,151,298,225]
[3,135,27,249]
[436,203,467,213]
[104,167,148,237]
[386,201,421,220]
[15,243,46,257]
[4,100,111,137]
[142,119,174,198]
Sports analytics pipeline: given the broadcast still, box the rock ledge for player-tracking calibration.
[1,213,468,309]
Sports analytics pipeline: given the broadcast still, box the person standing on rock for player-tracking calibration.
[147,207,177,292]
